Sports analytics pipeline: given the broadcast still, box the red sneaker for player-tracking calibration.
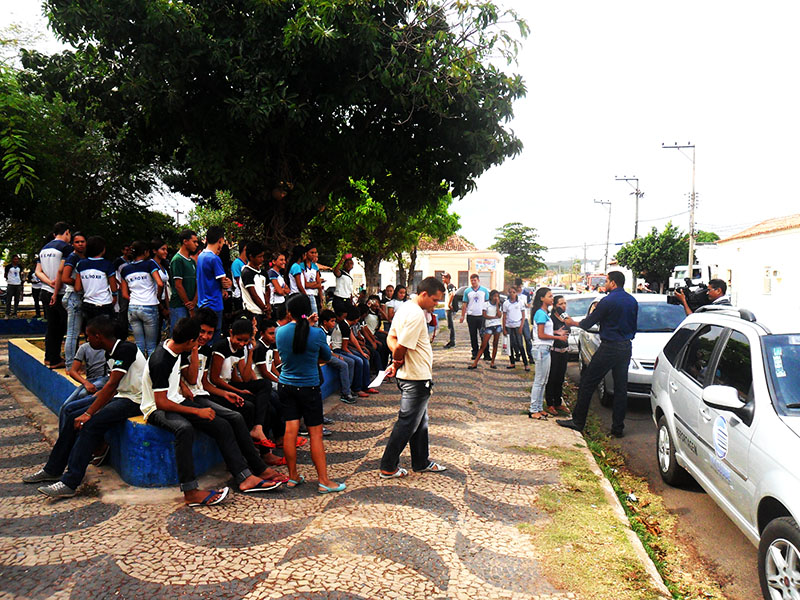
[366,388,380,394]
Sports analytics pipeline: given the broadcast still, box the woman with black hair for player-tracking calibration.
[276,295,345,494]
[303,244,322,314]
[385,285,407,321]
[151,238,171,341]
[287,245,307,302]
[529,287,568,419]
[545,295,572,416]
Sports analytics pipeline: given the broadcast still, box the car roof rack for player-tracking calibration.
[695,305,757,322]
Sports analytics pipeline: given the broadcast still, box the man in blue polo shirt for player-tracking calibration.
[459,274,490,361]
[557,270,638,438]
[196,226,232,343]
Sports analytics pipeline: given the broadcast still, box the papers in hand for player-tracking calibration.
[369,370,387,389]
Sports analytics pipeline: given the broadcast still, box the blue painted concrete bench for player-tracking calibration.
[0,318,47,336]
[8,339,342,487]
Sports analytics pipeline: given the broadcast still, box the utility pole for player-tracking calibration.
[662,142,697,274]
[583,243,587,278]
[594,199,612,273]
[615,176,644,239]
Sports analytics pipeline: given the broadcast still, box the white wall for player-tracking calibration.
[716,229,800,316]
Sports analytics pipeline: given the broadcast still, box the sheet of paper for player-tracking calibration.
[369,370,387,389]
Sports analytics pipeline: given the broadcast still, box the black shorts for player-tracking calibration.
[278,383,323,427]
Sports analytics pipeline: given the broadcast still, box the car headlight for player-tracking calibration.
[630,358,640,369]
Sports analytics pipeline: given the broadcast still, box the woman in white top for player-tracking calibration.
[468,290,503,369]
[528,287,569,420]
[120,240,164,356]
[332,255,354,314]
[385,285,407,321]
[268,252,292,321]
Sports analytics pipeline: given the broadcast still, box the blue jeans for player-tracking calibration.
[328,354,353,397]
[45,396,140,490]
[529,345,551,413]
[63,291,84,367]
[347,350,371,391]
[128,304,160,356]
[308,295,318,316]
[169,306,190,336]
[380,379,432,472]
[333,350,359,392]
[59,376,109,431]
[572,340,632,434]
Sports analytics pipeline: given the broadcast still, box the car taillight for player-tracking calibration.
[654,357,659,371]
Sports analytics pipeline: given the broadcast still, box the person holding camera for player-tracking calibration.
[674,278,731,316]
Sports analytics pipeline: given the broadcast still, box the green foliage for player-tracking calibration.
[0,66,38,195]
[308,178,460,287]
[489,222,546,279]
[0,61,167,258]
[614,222,689,288]
[695,230,720,243]
[24,0,527,242]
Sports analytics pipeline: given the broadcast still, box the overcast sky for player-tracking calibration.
[4,1,799,263]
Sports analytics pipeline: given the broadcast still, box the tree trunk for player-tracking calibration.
[406,245,418,289]
[362,253,382,295]
[395,252,406,290]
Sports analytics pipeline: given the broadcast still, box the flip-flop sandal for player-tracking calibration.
[265,456,287,466]
[254,438,276,449]
[490,364,497,369]
[287,475,305,488]
[188,487,230,506]
[242,479,282,493]
[467,365,477,370]
[379,467,408,479]
[295,438,307,448]
[318,482,347,494]
[416,462,447,473]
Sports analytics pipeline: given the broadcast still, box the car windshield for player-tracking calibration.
[636,303,686,333]
[566,296,598,317]
[762,335,800,415]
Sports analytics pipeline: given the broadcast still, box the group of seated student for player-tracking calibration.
[24,292,349,503]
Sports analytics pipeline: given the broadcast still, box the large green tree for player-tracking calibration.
[614,222,689,292]
[0,64,173,258]
[489,222,546,280]
[308,179,459,292]
[22,0,527,245]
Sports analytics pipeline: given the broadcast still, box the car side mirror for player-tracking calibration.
[702,385,744,411]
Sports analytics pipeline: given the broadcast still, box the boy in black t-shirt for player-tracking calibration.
[23,316,145,498]
[142,317,286,505]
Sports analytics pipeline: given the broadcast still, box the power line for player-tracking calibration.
[639,210,689,223]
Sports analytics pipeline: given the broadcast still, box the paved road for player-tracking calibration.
[567,362,761,600]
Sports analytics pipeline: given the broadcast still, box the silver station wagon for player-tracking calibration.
[650,306,800,599]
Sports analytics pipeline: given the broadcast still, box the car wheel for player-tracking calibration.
[656,415,690,486]
[759,516,800,600]
[599,376,613,407]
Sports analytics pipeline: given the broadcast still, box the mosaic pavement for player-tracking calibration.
[0,334,580,600]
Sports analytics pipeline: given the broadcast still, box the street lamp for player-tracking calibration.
[662,142,697,275]
[594,199,612,273]
[615,176,644,239]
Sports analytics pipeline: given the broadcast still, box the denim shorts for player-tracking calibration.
[481,324,503,336]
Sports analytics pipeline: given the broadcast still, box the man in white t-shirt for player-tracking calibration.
[459,274,490,361]
[379,277,448,479]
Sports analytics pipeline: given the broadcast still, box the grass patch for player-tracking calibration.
[517,444,662,599]
[511,367,727,599]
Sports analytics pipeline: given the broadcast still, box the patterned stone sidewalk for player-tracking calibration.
[0,335,582,600]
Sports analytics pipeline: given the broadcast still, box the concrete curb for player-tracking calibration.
[572,431,673,598]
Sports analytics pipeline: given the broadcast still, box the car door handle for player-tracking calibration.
[700,407,712,421]
[669,382,678,393]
